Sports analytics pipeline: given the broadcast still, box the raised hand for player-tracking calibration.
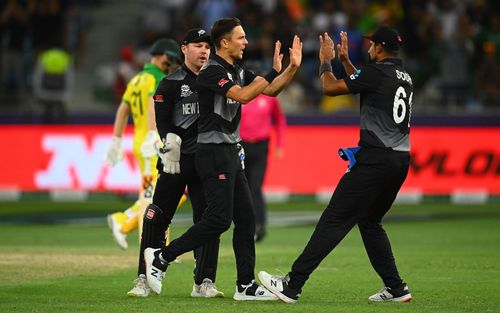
[272,40,284,72]
[289,35,303,68]
[319,32,335,64]
[337,31,349,63]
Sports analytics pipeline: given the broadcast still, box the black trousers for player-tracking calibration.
[162,143,256,285]
[288,147,410,290]
[241,140,269,232]
[138,153,219,284]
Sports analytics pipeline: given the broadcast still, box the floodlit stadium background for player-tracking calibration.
[1,0,499,201]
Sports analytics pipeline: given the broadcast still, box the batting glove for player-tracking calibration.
[237,143,245,170]
[105,136,124,166]
[160,133,182,174]
[141,130,163,158]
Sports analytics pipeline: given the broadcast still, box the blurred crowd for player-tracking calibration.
[2,0,500,121]
[0,0,90,122]
[134,0,500,114]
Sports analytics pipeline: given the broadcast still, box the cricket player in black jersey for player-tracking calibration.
[259,27,413,304]
[144,17,302,300]
[128,28,224,298]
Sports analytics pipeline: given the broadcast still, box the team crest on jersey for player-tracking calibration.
[227,73,233,81]
[180,84,193,97]
[349,69,361,80]
[154,95,164,102]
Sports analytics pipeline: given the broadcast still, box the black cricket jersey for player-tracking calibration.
[154,64,200,155]
[344,58,413,152]
[196,54,257,144]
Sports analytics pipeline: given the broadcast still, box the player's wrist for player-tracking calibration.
[264,69,279,83]
[319,63,333,76]
[111,136,122,145]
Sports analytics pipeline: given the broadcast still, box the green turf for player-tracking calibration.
[1,197,499,217]
[1,210,499,312]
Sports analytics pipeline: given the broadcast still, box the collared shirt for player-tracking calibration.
[343,58,413,152]
[196,54,257,144]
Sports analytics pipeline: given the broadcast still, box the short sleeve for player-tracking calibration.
[343,65,380,94]
[197,64,236,95]
[243,68,257,86]
[144,74,157,96]
[121,83,133,105]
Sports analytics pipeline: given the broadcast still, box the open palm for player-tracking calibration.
[289,35,303,68]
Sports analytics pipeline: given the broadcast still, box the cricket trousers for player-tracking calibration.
[288,147,410,290]
[139,153,219,284]
[241,139,269,234]
[162,143,257,285]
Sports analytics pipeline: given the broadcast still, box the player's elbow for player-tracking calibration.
[322,84,339,96]
[322,81,348,96]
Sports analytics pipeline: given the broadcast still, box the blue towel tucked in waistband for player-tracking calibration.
[338,146,361,171]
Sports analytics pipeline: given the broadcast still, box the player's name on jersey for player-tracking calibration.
[396,70,412,84]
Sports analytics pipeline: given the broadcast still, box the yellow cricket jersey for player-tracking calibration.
[121,63,166,175]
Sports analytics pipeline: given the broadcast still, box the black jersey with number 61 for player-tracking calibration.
[344,58,413,152]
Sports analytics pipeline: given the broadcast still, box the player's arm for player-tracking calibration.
[154,80,181,174]
[263,35,302,96]
[105,101,129,166]
[154,80,175,140]
[199,63,277,105]
[113,101,130,137]
[141,76,163,158]
[319,32,350,96]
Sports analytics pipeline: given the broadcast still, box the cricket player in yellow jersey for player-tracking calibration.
[105,38,186,249]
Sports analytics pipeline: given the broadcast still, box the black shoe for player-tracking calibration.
[255,227,267,242]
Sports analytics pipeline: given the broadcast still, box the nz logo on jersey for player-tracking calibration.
[349,69,361,80]
[180,84,193,98]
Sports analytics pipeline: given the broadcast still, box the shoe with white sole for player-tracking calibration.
[107,214,128,250]
[144,248,168,295]
[233,280,277,301]
[258,271,301,303]
[191,278,224,298]
[127,274,150,297]
[368,283,412,302]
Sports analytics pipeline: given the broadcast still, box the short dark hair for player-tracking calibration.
[211,17,242,49]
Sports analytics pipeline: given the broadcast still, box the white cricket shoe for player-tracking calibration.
[127,274,150,297]
[144,248,168,295]
[107,214,128,250]
[368,283,412,302]
[191,278,224,298]
[258,271,301,303]
[233,280,277,301]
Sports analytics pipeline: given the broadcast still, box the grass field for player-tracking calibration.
[1,200,500,312]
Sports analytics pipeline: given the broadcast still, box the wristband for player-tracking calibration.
[319,63,333,76]
[263,69,279,83]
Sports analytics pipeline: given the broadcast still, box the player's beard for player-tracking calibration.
[367,52,375,64]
